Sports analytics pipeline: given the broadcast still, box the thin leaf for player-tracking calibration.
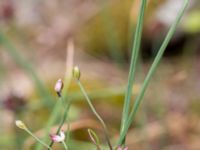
[118,0,189,145]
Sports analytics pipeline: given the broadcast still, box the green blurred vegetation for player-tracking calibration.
[0,0,200,149]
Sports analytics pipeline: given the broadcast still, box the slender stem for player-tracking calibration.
[66,119,71,144]
[76,80,113,150]
[118,0,188,145]
[24,129,52,150]
[35,99,62,150]
[62,141,68,150]
[37,43,73,150]
[120,0,147,139]
[48,98,71,149]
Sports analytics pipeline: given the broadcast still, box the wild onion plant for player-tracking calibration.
[0,0,188,149]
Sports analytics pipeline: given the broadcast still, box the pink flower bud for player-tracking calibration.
[50,131,65,143]
[54,79,63,97]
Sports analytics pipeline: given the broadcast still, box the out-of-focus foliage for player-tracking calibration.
[0,0,200,149]
[183,10,200,33]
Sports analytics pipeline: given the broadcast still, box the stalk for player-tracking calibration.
[76,80,113,150]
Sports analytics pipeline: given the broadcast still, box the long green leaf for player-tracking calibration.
[118,0,189,145]
[120,0,147,140]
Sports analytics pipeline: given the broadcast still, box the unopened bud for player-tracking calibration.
[88,129,100,146]
[54,79,63,97]
[50,130,65,143]
[15,120,27,130]
[73,66,81,80]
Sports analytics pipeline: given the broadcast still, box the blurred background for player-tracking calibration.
[0,0,200,149]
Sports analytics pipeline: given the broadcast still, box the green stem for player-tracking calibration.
[36,75,72,150]
[25,129,52,150]
[76,80,113,150]
[120,0,147,138]
[66,118,71,144]
[48,98,71,149]
[118,0,188,145]
[62,141,68,150]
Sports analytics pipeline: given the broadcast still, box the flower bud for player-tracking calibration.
[50,131,65,142]
[88,129,100,146]
[15,120,27,130]
[54,79,63,97]
[73,66,81,80]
